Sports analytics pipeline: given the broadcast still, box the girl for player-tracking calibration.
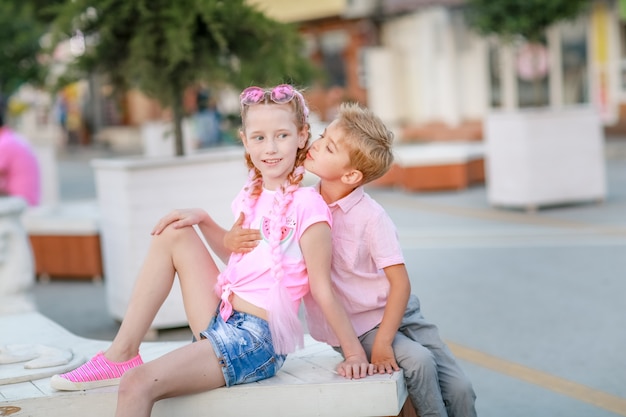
[51,84,371,416]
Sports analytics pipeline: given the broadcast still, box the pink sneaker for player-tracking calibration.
[50,351,143,391]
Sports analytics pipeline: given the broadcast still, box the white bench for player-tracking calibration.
[371,142,485,191]
[21,201,103,282]
[0,312,411,417]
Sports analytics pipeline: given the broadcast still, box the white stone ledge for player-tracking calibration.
[21,201,100,235]
[91,146,245,171]
[0,312,408,417]
[393,142,485,167]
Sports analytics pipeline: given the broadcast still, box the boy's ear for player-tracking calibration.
[341,169,363,186]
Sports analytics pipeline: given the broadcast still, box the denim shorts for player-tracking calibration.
[200,309,286,387]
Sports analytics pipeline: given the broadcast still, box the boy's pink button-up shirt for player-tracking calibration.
[304,186,405,347]
[0,128,40,206]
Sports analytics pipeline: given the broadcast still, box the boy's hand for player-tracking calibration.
[371,343,400,374]
[151,208,206,235]
[336,354,374,379]
[223,212,261,253]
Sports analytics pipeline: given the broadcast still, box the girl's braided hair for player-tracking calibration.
[217,86,311,353]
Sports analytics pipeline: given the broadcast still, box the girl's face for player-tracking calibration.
[240,103,308,190]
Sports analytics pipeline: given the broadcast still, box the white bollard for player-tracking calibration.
[0,197,36,315]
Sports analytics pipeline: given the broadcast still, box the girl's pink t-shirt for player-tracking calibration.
[217,185,331,334]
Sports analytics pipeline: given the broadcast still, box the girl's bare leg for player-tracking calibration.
[115,338,225,417]
[104,225,220,362]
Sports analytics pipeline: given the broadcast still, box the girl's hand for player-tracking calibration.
[371,342,399,375]
[151,208,207,235]
[336,354,374,379]
[223,213,261,253]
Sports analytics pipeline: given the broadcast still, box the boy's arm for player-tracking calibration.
[371,263,411,374]
[300,222,374,379]
[223,212,261,254]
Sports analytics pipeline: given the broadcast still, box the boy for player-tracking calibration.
[228,103,476,417]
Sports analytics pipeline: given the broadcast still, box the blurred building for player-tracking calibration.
[250,0,626,140]
[47,0,626,143]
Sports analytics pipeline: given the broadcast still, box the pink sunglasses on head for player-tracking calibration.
[240,84,309,120]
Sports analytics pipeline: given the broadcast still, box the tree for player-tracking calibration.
[464,0,589,106]
[464,0,588,44]
[0,2,46,104]
[52,0,316,156]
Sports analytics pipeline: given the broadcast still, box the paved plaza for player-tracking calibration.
[33,139,626,417]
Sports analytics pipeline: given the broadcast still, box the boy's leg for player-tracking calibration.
[360,328,448,417]
[116,338,225,417]
[399,295,477,417]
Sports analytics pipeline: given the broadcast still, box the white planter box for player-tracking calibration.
[32,143,59,206]
[485,106,607,211]
[92,147,247,329]
[141,119,197,157]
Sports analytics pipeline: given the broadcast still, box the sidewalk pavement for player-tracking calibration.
[33,139,626,417]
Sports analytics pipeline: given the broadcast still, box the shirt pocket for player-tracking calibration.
[332,235,360,271]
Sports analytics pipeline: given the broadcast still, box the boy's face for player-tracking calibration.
[304,120,353,181]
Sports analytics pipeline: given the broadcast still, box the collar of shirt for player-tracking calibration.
[315,182,365,213]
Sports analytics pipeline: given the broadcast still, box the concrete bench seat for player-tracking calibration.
[21,201,103,281]
[372,142,485,191]
[0,312,411,417]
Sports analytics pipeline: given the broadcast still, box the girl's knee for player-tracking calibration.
[157,223,194,242]
[118,367,151,400]
[118,367,138,392]
[152,224,200,253]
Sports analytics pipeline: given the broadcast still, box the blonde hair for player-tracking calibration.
[336,102,394,185]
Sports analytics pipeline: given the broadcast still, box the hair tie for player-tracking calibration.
[293,166,305,177]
